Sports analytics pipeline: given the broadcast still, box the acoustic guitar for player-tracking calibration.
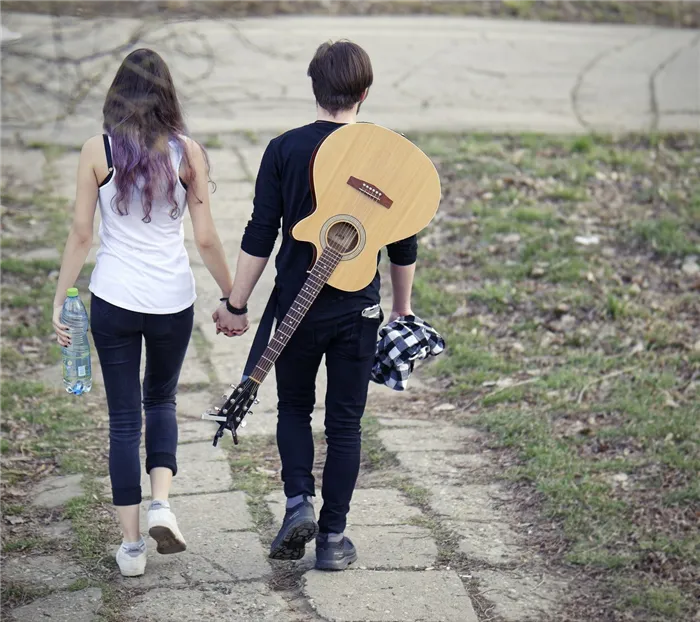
[204,122,441,446]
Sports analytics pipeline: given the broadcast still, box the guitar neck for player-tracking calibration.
[249,247,342,384]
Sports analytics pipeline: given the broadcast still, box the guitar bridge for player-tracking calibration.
[347,176,393,208]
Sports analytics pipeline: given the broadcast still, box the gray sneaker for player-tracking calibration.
[315,533,358,571]
[269,497,318,561]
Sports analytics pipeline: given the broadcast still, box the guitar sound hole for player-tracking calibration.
[326,221,360,255]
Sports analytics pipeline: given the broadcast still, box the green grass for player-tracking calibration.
[361,415,400,471]
[634,218,699,256]
[1,165,123,617]
[224,435,278,534]
[203,134,223,149]
[411,131,700,621]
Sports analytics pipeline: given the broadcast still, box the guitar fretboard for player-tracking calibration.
[250,246,343,383]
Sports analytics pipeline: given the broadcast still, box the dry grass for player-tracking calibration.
[409,131,699,621]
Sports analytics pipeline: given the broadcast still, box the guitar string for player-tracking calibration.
[248,168,372,382]
[249,213,362,380]
[220,221,357,419]
[224,146,384,418]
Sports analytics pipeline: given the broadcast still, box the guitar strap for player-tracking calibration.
[242,287,278,381]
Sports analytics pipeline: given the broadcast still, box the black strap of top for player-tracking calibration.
[102,134,113,170]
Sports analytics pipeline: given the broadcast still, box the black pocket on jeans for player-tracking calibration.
[356,310,383,359]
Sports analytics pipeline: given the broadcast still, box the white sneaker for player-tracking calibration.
[148,505,187,554]
[116,544,147,577]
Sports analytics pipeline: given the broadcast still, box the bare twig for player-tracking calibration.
[577,366,639,404]
[464,377,540,410]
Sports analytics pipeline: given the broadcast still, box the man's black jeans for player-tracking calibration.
[90,294,194,506]
[274,308,382,534]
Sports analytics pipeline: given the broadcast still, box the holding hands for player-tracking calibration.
[213,298,249,337]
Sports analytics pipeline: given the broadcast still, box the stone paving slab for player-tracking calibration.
[378,423,478,453]
[454,520,527,566]
[267,488,422,527]
[125,584,294,621]
[294,525,437,571]
[124,530,268,587]
[130,493,267,585]
[178,350,210,385]
[2,555,86,589]
[179,419,222,443]
[38,520,73,541]
[176,391,214,420]
[431,485,527,565]
[9,588,102,622]
[141,442,231,497]
[31,473,84,508]
[165,491,254,532]
[303,570,477,622]
[394,450,490,487]
[344,525,437,570]
[1,147,50,188]
[473,569,568,622]
[230,408,327,437]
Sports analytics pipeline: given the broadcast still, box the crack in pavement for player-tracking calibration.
[570,28,658,130]
[649,32,700,132]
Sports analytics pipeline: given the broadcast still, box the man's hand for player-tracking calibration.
[212,303,249,337]
[389,308,413,324]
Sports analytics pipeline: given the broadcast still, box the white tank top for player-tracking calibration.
[89,136,196,314]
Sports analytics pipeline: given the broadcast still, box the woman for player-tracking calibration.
[52,49,240,577]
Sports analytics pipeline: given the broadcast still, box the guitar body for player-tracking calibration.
[292,123,441,292]
[206,122,441,446]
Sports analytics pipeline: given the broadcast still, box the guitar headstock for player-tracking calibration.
[203,380,259,447]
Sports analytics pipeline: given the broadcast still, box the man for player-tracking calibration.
[215,40,417,570]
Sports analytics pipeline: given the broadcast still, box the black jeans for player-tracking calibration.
[90,295,194,506]
[275,308,382,534]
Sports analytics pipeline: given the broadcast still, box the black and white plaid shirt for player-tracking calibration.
[371,315,446,391]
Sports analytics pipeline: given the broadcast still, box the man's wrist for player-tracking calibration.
[227,293,248,308]
[220,297,248,315]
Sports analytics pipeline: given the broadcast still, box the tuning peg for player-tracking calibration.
[253,399,260,405]
[247,411,253,416]
[240,420,247,428]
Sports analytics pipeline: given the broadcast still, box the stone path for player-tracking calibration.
[2,133,566,622]
[1,12,698,144]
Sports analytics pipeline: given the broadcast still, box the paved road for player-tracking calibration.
[1,13,698,145]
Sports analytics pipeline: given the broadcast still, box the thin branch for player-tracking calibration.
[577,366,639,404]
[464,377,540,410]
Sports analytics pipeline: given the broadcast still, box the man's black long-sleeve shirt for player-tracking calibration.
[241,121,417,321]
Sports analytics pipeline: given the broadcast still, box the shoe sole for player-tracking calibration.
[269,519,319,561]
[119,566,146,577]
[315,550,358,571]
[149,525,187,555]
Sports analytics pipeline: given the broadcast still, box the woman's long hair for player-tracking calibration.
[102,49,206,222]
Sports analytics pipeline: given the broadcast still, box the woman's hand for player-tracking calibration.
[53,305,71,347]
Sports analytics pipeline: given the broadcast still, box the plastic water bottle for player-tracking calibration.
[61,288,92,395]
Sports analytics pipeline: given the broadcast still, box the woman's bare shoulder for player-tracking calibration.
[80,134,106,158]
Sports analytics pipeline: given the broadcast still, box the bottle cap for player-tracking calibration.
[66,288,79,297]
